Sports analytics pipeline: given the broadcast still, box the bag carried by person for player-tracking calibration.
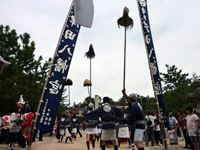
[146,115,152,126]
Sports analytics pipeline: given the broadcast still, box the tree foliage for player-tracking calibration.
[0,25,52,115]
[161,64,191,92]
[160,64,195,112]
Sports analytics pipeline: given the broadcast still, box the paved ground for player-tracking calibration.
[0,132,189,150]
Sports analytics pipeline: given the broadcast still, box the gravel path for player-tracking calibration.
[0,132,187,150]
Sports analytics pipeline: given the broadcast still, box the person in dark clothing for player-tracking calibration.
[76,121,83,138]
[65,112,73,144]
[145,114,156,147]
[55,117,61,141]
[9,112,22,150]
[38,130,44,141]
[71,114,82,138]
[31,129,44,143]
[0,115,10,144]
[83,103,97,150]
[71,113,79,139]
[59,114,67,142]
[118,110,130,147]
[122,89,146,150]
[85,97,122,150]
[154,117,163,145]
[128,125,135,149]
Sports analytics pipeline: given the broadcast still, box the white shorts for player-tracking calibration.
[72,128,77,134]
[101,129,116,141]
[65,128,71,137]
[85,127,97,135]
[96,128,101,134]
[134,129,145,141]
[118,126,130,138]
[60,129,65,136]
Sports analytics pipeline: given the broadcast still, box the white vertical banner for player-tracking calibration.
[74,0,94,28]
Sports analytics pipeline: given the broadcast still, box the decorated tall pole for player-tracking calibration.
[117,7,133,90]
[65,78,73,106]
[137,0,169,148]
[85,44,95,99]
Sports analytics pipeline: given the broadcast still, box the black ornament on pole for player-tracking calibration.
[83,79,92,96]
[117,7,133,90]
[65,78,73,106]
[85,44,95,99]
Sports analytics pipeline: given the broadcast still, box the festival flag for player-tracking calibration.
[74,0,94,28]
[137,0,169,126]
[36,3,81,132]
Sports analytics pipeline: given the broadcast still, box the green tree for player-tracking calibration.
[161,64,191,92]
[115,97,127,106]
[80,96,95,108]
[0,25,51,115]
[161,64,193,112]
[140,96,157,114]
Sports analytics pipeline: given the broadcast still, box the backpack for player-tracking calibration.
[146,115,152,126]
[147,119,152,126]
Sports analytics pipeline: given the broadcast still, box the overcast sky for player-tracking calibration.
[1,0,200,104]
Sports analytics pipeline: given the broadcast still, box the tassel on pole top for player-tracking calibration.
[117,6,134,29]
[117,6,134,90]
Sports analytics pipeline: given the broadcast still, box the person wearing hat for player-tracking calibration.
[83,102,97,150]
[186,106,200,150]
[58,114,67,143]
[85,97,122,150]
[122,89,145,150]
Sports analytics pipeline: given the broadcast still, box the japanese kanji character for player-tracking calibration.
[70,15,79,27]
[150,63,158,75]
[58,45,69,54]
[138,0,147,7]
[154,83,162,95]
[54,58,68,74]
[49,80,61,95]
[145,35,151,44]
[143,21,150,33]
[64,30,76,40]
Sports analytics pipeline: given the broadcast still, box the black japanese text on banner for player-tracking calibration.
[137,0,169,126]
[36,3,81,132]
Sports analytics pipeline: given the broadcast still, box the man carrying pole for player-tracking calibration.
[122,90,146,150]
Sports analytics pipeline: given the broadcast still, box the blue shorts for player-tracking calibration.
[189,136,200,142]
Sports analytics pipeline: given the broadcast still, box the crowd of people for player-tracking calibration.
[53,91,200,150]
[1,92,200,150]
[54,90,146,150]
[0,103,35,150]
[56,112,82,144]
[144,108,200,150]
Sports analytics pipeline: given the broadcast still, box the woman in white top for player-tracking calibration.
[186,107,200,150]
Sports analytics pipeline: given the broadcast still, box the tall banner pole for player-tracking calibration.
[35,2,81,133]
[136,0,169,148]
